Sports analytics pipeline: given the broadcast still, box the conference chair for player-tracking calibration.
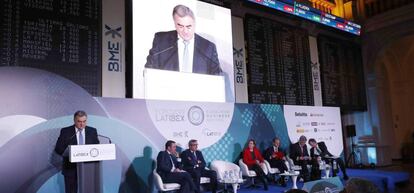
[153,167,211,193]
[210,160,243,193]
[153,169,181,193]
[238,159,268,188]
[263,160,281,180]
[286,155,312,182]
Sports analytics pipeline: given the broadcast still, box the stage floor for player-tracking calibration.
[234,165,412,193]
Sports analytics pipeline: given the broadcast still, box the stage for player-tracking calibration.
[234,168,410,193]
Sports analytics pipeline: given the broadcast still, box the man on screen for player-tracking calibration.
[55,111,100,193]
[145,4,222,75]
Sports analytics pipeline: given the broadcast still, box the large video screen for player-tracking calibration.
[132,0,234,102]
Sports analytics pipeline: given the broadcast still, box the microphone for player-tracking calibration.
[151,44,177,56]
[60,129,81,157]
[98,134,112,144]
[66,128,81,143]
[145,40,178,69]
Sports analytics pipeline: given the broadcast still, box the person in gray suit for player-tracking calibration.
[145,4,222,75]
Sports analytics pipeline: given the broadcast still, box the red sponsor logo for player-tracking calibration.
[336,23,345,29]
[284,5,294,12]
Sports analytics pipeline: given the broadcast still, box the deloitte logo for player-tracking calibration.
[188,106,204,126]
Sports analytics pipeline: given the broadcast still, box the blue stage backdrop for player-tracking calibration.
[0,67,343,193]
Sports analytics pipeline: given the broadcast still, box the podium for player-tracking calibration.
[143,68,226,102]
[69,143,116,193]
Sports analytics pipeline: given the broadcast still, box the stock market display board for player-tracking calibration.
[245,14,314,105]
[1,0,101,96]
[318,35,366,111]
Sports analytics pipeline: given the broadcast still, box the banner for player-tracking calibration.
[309,36,322,106]
[0,67,344,193]
[284,105,343,156]
[102,0,126,97]
[232,16,249,103]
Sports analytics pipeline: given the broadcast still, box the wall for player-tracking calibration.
[362,3,414,162]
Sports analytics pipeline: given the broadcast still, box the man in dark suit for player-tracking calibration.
[289,135,314,182]
[264,137,288,186]
[308,138,349,180]
[145,4,222,75]
[157,140,196,193]
[181,139,217,193]
[55,111,100,193]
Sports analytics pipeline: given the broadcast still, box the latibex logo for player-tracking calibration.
[105,25,122,38]
[188,106,204,126]
[155,109,185,122]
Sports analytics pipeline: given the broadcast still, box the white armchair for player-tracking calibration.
[210,160,241,181]
[153,169,181,192]
[238,159,256,179]
[238,159,268,187]
[210,160,243,193]
[153,162,210,193]
[263,160,281,175]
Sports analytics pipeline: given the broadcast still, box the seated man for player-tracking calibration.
[264,137,288,186]
[181,139,217,193]
[308,138,349,180]
[157,140,197,193]
[289,135,317,182]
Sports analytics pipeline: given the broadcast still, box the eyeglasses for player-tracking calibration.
[190,144,198,146]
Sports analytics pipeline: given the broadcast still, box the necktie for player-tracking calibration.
[78,129,84,145]
[193,151,198,165]
[301,146,304,156]
[169,154,176,170]
[182,40,191,72]
[317,147,322,154]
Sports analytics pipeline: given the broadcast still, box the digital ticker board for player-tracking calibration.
[247,0,361,35]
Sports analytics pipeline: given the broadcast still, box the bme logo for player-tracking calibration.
[105,25,122,72]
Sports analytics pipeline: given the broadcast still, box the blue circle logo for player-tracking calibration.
[188,106,204,126]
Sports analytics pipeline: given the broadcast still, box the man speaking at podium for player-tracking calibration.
[55,111,99,193]
[145,4,222,75]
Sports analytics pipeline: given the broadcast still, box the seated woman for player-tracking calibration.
[242,139,269,190]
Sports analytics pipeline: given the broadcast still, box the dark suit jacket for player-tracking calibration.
[264,146,286,161]
[180,149,206,171]
[310,142,333,158]
[289,142,309,163]
[145,30,222,75]
[156,150,181,179]
[55,125,99,176]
